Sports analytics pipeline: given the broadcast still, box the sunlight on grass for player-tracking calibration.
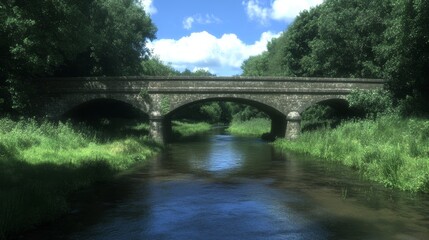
[274,115,429,192]
[0,118,160,238]
[172,121,212,137]
[227,118,271,137]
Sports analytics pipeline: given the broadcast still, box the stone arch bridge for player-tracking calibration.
[35,76,384,143]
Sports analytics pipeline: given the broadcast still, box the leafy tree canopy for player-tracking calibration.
[241,0,429,114]
[1,0,156,112]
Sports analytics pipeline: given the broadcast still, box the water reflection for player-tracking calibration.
[15,129,429,240]
[160,130,281,178]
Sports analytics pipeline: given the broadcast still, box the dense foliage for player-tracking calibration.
[381,0,429,114]
[242,0,429,114]
[347,89,394,118]
[0,0,156,112]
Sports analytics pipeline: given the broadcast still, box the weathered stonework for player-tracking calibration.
[35,76,384,142]
[149,111,164,143]
[285,111,302,140]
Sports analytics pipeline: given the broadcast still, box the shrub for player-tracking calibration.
[347,89,393,118]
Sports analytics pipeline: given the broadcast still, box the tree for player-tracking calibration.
[241,0,392,79]
[301,0,391,78]
[1,0,95,111]
[241,52,269,76]
[381,0,429,113]
[268,7,321,77]
[180,68,215,77]
[0,0,157,113]
[57,0,156,76]
[141,57,179,76]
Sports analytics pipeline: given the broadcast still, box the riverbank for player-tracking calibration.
[0,118,161,238]
[274,115,429,192]
[226,118,270,137]
[172,121,212,137]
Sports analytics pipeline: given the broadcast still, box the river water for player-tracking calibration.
[19,128,429,239]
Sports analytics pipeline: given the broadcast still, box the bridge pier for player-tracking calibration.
[285,111,301,140]
[149,111,165,144]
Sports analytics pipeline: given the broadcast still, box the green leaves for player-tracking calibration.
[242,0,391,78]
[347,89,393,118]
[83,0,156,76]
[241,0,429,115]
[1,0,157,113]
[241,52,269,76]
[382,0,429,110]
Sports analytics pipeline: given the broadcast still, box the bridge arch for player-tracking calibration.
[165,96,286,118]
[62,98,148,121]
[44,94,150,119]
[299,97,352,132]
[160,97,288,141]
[297,95,348,114]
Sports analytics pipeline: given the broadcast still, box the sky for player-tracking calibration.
[139,0,323,76]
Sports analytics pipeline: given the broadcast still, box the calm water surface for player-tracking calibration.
[19,128,429,239]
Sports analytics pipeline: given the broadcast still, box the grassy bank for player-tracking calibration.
[0,118,160,238]
[227,118,270,137]
[172,121,211,137]
[274,116,429,192]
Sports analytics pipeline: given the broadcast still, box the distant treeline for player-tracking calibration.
[241,0,428,115]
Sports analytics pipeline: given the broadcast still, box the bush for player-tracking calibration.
[347,89,393,118]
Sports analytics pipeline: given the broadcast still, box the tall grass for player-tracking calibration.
[274,115,429,192]
[172,121,211,137]
[0,118,160,238]
[227,118,271,137]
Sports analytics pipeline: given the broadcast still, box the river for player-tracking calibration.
[18,128,429,239]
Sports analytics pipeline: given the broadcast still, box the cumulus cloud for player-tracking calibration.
[138,0,157,15]
[182,14,222,30]
[243,0,323,24]
[147,31,280,76]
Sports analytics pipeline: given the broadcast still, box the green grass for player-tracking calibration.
[274,115,429,192]
[0,118,160,238]
[172,121,212,137]
[227,118,271,137]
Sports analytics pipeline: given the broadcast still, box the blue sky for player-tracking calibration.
[139,0,323,76]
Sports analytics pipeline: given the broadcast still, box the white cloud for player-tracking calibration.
[243,0,270,25]
[243,0,323,24]
[182,14,222,30]
[183,17,195,30]
[271,0,324,20]
[138,0,157,15]
[147,31,281,76]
